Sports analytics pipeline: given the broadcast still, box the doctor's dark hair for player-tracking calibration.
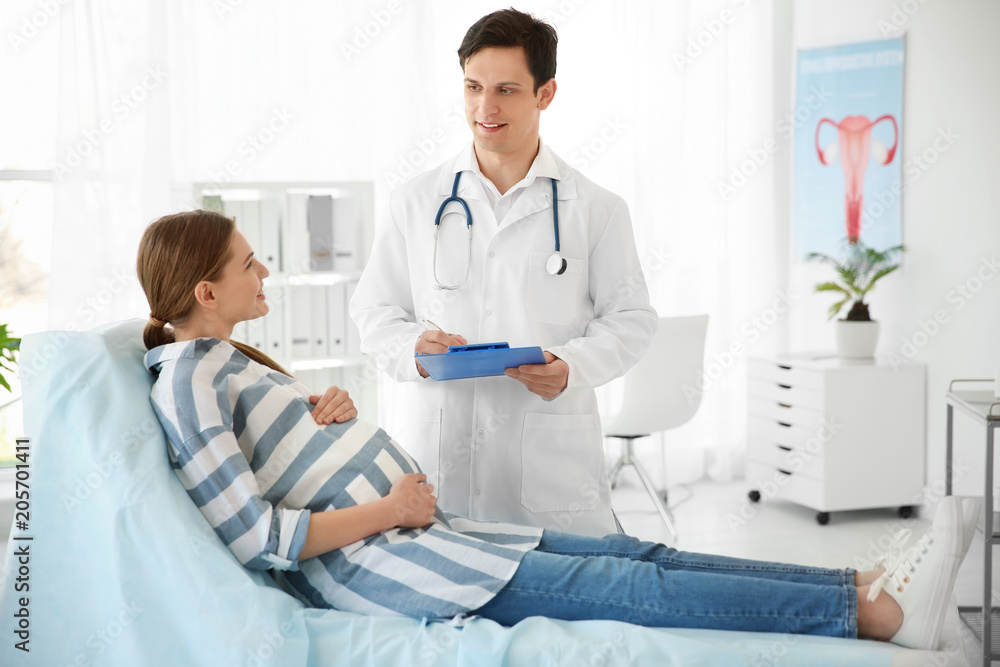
[458,8,557,93]
[136,209,290,376]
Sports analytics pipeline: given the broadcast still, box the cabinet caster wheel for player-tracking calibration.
[898,505,915,519]
[748,490,761,503]
[816,512,830,525]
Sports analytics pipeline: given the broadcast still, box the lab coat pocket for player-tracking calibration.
[520,411,601,513]
[526,251,585,326]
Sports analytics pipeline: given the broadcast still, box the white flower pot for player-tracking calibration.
[835,320,879,359]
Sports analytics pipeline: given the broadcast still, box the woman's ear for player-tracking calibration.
[193,280,218,310]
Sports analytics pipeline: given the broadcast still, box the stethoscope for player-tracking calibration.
[432,171,566,290]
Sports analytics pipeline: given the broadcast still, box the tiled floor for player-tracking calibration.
[614,475,928,569]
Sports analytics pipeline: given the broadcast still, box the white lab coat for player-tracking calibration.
[351,141,657,537]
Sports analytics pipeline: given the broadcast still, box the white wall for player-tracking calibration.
[786,0,1000,498]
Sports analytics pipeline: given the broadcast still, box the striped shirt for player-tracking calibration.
[145,338,541,618]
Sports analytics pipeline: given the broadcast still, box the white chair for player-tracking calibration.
[604,314,709,540]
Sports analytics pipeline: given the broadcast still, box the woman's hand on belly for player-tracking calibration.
[386,473,437,528]
[309,385,358,425]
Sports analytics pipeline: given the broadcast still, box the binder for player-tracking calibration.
[287,192,310,274]
[332,196,358,270]
[416,343,546,381]
[307,195,334,271]
[327,282,346,357]
[311,285,332,358]
[222,199,242,234]
[234,199,261,256]
[236,316,266,353]
[289,286,312,359]
[258,197,282,274]
[344,281,361,358]
[264,298,285,360]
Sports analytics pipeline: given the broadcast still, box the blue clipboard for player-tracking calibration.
[416,342,546,381]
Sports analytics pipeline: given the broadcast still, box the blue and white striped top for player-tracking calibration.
[145,338,541,618]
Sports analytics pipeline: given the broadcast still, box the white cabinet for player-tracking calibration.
[746,354,926,524]
[193,182,377,423]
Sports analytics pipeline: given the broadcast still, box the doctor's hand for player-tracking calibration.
[309,386,358,425]
[414,330,468,378]
[385,473,437,528]
[505,351,569,400]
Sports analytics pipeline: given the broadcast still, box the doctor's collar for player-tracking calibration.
[457,138,560,187]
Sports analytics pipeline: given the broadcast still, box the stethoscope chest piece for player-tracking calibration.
[546,252,567,276]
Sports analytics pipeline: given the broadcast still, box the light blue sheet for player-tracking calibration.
[0,320,931,665]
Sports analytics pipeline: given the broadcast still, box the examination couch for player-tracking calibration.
[0,320,970,666]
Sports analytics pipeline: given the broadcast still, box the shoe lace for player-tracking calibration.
[866,529,933,602]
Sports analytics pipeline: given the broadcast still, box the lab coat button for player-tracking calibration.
[489,252,495,258]
[478,428,485,436]
[475,489,481,496]
[486,310,492,316]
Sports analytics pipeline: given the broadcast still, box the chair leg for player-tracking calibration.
[606,438,634,489]
[631,455,679,541]
[607,455,626,489]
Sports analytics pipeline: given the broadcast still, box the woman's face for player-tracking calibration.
[212,230,270,325]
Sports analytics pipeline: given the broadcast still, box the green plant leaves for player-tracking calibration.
[807,240,906,321]
[0,323,21,393]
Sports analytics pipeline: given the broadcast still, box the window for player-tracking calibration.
[0,1,60,467]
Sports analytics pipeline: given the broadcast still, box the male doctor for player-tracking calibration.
[351,8,657,537]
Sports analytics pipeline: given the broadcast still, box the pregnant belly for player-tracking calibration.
[322,422,421,509]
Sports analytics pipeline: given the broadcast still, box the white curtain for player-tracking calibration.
[51,0,781,483]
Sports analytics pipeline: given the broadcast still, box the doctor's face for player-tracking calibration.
[463,47,555,158]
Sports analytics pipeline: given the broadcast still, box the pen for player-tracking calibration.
[422,319,444,331]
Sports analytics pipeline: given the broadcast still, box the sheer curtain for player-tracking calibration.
[50,0,781,483]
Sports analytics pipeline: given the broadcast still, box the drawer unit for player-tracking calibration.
[747,394,824,431]
[748,415,825,480]
[746,355,926,524]
[749,357,824,391]
[747,377,824,411]
[746,461,824,511]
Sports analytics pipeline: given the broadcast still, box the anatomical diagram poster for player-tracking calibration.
[792,37,904,259]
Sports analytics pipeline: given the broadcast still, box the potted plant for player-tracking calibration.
[0,323,20,393]
[806,241,906,358]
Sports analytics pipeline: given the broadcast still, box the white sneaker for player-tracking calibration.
[866,495,964,650]
[874,496,981,571]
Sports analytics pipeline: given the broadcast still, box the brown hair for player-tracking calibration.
[136,209,290,376]
[457,8,557,94]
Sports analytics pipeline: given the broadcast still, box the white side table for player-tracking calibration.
[746,354,926,524]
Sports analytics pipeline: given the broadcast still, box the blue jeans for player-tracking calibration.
[474,530,858,638]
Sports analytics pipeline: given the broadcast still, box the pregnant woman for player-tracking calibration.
[136,209,971,650]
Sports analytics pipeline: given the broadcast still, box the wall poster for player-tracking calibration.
[792,37,905,259]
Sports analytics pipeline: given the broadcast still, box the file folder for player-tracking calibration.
[332,196,358,270]
[289,286,312,359]
[264,298,285,360]
[307,195,334,271]
[344,281,361,358]
[327,282,346,357]
[258,197,282,274]
[416,342,546,381]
